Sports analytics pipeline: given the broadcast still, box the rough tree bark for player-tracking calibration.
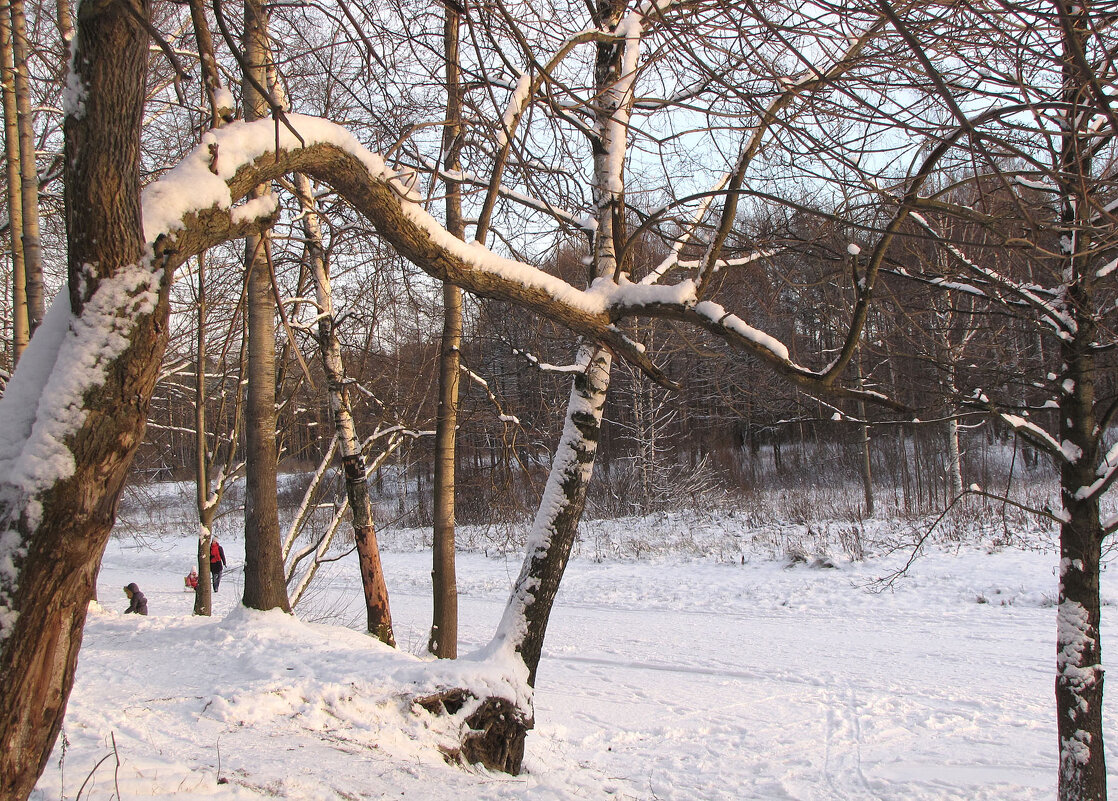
[1053,7,1105,798]
[0,1,153,796]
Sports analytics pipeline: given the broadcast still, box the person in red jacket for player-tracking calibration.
[184,568,199,590]
[210,539,227,592]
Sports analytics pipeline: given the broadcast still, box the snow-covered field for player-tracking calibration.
[30,506,1118,800]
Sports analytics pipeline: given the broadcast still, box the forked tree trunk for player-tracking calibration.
[240,0,289,612]
[295,171,395,645]
[0,2,156,797]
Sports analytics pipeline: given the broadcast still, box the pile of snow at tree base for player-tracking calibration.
[30,510,1118,800]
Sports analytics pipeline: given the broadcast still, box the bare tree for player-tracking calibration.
[865,1,1118,795]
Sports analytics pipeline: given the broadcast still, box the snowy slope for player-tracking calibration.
[30,523,1118,799]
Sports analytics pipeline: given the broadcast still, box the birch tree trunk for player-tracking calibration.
[240,0,289,612]
[0,9,26,361]
[463,0,633,771]
[9,0,42,331]
[294,172,395,645]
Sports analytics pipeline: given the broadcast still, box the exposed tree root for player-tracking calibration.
[413,690,532,775]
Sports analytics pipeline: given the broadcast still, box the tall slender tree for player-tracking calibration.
[429,2,464,659]
[9,0,42,331]
[240,0,289,612]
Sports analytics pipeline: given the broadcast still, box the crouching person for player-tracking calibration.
[123,583,148,615]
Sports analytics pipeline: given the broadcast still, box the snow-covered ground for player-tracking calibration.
[30,508,1118,799]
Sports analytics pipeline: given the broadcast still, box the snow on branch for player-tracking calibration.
[511,348,585,375]
[908,211,1076,337]
[144,114,909,409]
[143,114,679,385]
[1075,440,1118,501]
[993,409,1069,462]
[460,364,520,425]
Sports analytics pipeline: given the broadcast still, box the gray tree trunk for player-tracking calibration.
[240,0,289,613]
[430,5,464,660]
[194,253,213,616]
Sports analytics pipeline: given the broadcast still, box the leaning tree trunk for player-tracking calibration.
[0,2,157,797]
[463,0,634,770]
[240,0,289,613]
[295,171,395,645]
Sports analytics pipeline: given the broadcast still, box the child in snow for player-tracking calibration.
[185,569,199,590]
[210,539,227,591]
[123,583,148,615]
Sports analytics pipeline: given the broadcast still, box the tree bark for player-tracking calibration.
[10,0,43,331]
[0,8,27,362]
[1056,339,1104,801]
[295,171,395,645]
[0,1,154,797]
[193,253,213,615]
[430,5,463,660]
[1054,7,1106,796]
[240,0,289,613]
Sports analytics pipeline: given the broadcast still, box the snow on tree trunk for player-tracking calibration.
[1054,9,1106,792]
[1056,339,1105,801]
[488,343,612,688]
[0,2,157,797]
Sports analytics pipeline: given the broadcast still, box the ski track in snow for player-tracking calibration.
[29,524,1118,800]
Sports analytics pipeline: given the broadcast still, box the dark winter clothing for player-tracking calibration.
[210,540,227,592]
[123,583,148,615]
